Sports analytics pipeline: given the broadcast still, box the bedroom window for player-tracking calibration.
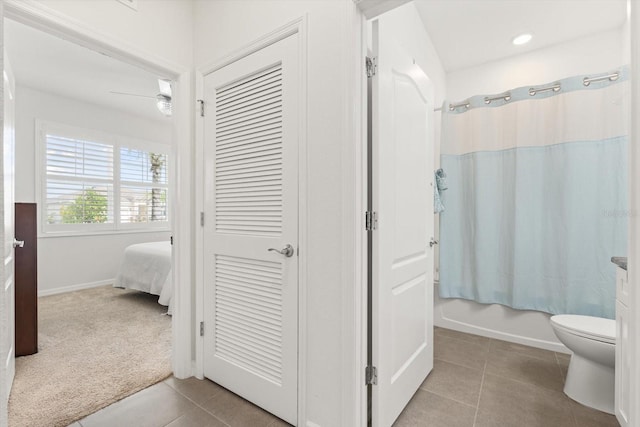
[38,121,170,235]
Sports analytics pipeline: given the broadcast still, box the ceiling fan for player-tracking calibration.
[110,79,172,117]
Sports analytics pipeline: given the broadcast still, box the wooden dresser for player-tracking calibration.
[15,202,37,356]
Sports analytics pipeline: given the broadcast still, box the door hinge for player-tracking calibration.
[197,99,205,117]
[365,211,378,231]
[365,366,377,385]
[200,212,205,226]
[366,56,377,78]
[170,235,173,246]
[200,321,204,337]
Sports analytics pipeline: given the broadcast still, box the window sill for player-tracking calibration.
[38,227,171,239]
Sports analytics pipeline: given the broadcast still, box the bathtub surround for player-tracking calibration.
[439,68,629,320]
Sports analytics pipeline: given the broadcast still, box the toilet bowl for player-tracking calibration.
[550,314,615,414]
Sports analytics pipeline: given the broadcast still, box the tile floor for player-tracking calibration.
[394,327,620,427]
[68,327,620,427]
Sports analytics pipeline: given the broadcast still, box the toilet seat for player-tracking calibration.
[550,315,615,344]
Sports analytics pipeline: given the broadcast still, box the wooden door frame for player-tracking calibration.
[1,0,194,384]
[194,16,308,424]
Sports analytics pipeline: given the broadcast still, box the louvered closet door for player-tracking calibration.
[203,34,299,425]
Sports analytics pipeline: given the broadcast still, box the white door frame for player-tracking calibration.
[2,0,194,379]
[194,16,308,423]
[628,2,640,425]
[352,1,437,425]
[354,2,640,427]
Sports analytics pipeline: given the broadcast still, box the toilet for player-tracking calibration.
[550,314,616,414]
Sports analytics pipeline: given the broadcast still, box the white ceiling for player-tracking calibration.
[4,1,628,114]
[414,0,628,71]
[5,19,171,123]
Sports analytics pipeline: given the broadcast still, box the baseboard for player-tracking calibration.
[38,279,114,297]
[434,312,570,354]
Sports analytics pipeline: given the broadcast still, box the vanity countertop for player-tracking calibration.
[611,256,627,271]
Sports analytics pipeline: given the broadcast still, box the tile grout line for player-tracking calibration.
[191,396,232,427]
[472,361,487,427]
[418,387,477,410]
[433,356,486,374]
[555,352,580,427]
[164,380,231,427]
[482,369,564,394]
[472,340,490,427]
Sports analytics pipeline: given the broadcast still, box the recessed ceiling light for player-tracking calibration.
[512,33,533,46]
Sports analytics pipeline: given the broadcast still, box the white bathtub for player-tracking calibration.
[434,281,569,353]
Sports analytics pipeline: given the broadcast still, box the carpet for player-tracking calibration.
[8,285,172,427]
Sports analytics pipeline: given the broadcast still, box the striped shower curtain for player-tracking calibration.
[438,68,629,319]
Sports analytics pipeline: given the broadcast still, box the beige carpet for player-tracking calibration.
[8,285,172,427]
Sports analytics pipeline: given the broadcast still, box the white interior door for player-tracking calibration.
[1,52,16,425]
[202,34,299,425]
[371,18,435,427]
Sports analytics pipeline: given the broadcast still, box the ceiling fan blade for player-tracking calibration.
[109,90,156,99]
[158,79,172,98]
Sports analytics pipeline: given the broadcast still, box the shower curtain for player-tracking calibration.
[439,68,629,319]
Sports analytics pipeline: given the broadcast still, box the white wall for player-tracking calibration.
[27,0,193,70]
[194,1,361,425]
[15,85,171,295]
[435,28,626,351]
[446,28,625,102]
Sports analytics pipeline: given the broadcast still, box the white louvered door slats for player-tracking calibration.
[215,63,283,236]
[214,255,283,384]
[203,33,298,426]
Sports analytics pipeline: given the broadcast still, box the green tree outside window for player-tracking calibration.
[60,188,108,223]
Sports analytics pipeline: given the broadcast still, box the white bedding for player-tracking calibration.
[114,241,172,313]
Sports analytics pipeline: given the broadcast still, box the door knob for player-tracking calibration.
[268,244,294,257]
[429,238,438,248]
[13,238,24,248]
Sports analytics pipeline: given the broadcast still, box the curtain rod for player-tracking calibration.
[529,83,560,96]
[439,69,624,114]
[434,70,622,113]
[583,72,619,86]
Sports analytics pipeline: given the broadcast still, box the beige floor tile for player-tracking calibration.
[475,374,575,427]
[267,417,294,427]
[420,359,484,406]
[490,338,558,362]
[199,387,279,427]
[556,352,571,380]
[434,334,489,370]
[80,382,195,427]
[164,405,229,427]
[569,399,620,427]
[393,389,475,427]
[165,376,225,405]
[434,327,491,349]
[486,345,565,392]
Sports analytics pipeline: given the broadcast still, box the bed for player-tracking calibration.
[114,241,173,313]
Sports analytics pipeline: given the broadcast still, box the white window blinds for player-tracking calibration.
[39,122,170,235]
[45,135,114,226]
[120,148,168,224]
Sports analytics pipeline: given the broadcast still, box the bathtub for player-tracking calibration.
[434,281,568,353]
